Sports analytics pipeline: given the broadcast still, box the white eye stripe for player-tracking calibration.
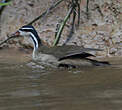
[21,27,34,30]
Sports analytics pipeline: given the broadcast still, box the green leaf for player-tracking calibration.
[0,2,11,6]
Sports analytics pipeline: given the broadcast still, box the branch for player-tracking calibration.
[86,0,89,19]
[53,6,74,46]
[0,35,16,46]
[27,0,64,25]
[0,0,64,46]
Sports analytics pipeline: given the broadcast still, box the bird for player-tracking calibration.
[13,25,110,68]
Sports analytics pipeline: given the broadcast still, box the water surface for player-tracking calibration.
[0,49,122,110]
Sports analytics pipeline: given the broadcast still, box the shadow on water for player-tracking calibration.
[0,49,122,110]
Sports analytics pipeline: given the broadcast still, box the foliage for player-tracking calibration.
[0,0,90,46]
[53,0,81,46]
[0,2,11,6]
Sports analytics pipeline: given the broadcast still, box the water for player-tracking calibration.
[0,49,122,110]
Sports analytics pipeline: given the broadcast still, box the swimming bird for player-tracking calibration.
[13,25,110,68]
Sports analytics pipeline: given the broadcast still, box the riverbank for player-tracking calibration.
[0,0,122,57]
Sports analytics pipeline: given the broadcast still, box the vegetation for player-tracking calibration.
[0,2,11,6]
[53,0,81,46]
[0,0,90,46]
[28,0,89,46]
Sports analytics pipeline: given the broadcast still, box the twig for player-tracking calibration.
[63,7,76,45]
[94,4,104,17]
[0,0,64,46]
[53,0,81,46]
[0,35,16,46]
[53,6,74,46]
[86,0,89,19]
[77,0,80,26]
[27,0,64,25]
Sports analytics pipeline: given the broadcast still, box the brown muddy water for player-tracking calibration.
[0,49,122,110]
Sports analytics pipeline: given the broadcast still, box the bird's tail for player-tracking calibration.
[87,58,110,66]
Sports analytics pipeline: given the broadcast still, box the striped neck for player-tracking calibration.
[18,25,43,59]
[19,25,42,50]
[30,32,41,50]
[28,30,42,59]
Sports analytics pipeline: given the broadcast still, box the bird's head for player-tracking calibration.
[14,25,37,36]
[13,25,42,49]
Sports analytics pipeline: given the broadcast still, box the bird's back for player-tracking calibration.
[37,45,102,59]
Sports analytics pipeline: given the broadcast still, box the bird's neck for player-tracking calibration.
[29,33,42,59]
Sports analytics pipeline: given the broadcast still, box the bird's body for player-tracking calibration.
[14,25,110,68]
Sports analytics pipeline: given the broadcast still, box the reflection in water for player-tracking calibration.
[0,49,122,110]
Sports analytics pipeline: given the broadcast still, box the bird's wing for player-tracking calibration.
[58,52,95,61]
[39,45,102,60]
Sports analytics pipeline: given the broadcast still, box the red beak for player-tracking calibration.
[12,31,20,36]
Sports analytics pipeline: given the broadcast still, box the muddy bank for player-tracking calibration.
[0,0,122,57]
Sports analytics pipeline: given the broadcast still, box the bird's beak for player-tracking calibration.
[11,31,20,37]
